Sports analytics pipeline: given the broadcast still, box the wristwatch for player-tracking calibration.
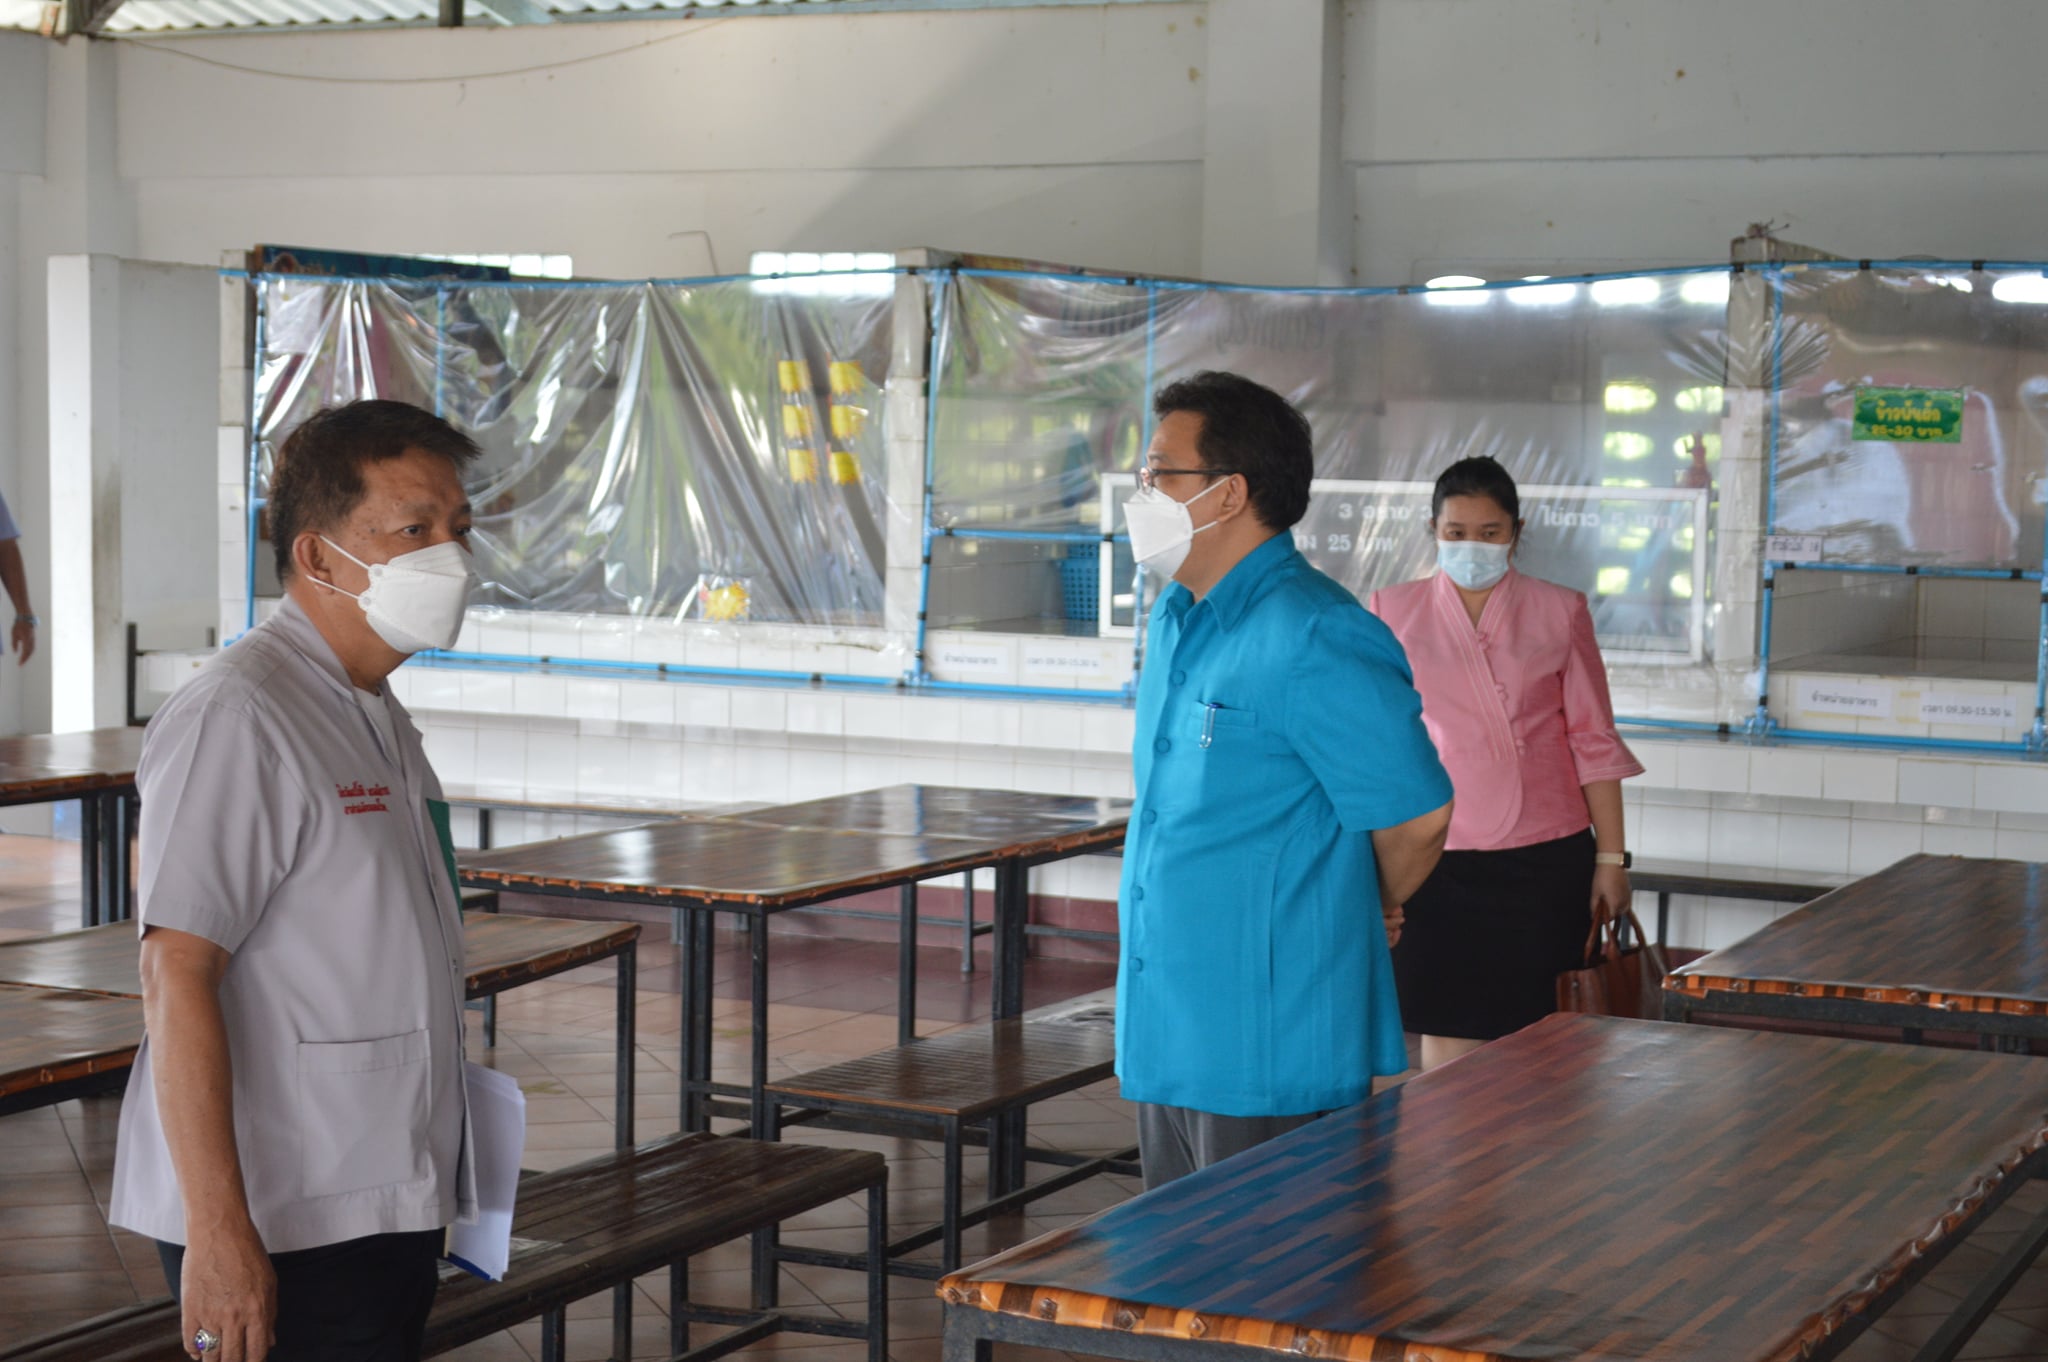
[14,615,36,628]
[1594,850,1632,868]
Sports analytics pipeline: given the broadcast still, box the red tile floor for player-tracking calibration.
[2,834,2047,1360]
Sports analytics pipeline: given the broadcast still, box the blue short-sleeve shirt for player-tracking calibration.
[1116,534,1452,1117]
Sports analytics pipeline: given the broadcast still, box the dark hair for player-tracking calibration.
[1151,371,1313,530]
[1430,456,1520,524]
[270,400,481,583]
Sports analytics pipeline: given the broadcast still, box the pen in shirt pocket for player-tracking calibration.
[1200,701,1220,750]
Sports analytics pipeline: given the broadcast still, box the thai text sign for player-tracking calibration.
[1852,386,1964,443]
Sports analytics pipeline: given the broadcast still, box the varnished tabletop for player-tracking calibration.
[725,785,1130,860]
[0,984,142,1104]
[1666,854,2048,1018]
[0,913,639,1002]
[459,817,1010,911]
[0,727,145,800]
[941,1013,2048,1362]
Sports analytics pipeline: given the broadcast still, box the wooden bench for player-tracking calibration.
[764,1017,1132,1279]
[2,1131,887,1362]
[1632,857,1852,949]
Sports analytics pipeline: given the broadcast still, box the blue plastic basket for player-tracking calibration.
[1059,554,1100,621]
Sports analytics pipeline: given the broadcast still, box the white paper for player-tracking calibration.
[1766,533,1826,562]
[933,640,1015,677]
[1795,677,1892,718]
[1022,644,1113,680]
[1919,691,2019,728]
[446,1062,528,1282]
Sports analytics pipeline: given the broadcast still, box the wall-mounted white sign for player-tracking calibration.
[1794,677,1892,718]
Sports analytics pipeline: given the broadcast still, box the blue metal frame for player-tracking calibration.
[232,259,2048,749]
[1750,259,2048,756]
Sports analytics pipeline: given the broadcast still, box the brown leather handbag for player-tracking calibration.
[1555,910,1670,1020]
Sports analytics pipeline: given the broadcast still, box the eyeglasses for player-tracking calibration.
[1138,466,1240,491]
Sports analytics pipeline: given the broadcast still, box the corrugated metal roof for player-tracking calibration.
[106,0,828,29]
[3,0,1147,34]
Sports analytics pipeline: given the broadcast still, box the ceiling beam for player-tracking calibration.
[64,0,128,36]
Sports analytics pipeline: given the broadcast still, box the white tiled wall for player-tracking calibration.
[334,665,2048,955]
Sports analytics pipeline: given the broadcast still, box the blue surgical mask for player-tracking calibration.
[1438,539,1512,591]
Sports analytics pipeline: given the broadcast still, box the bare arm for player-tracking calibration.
[0,537,35,665]
[1371,798,1453,911]
[139,927,275,1362]
[1583,778,1632,926]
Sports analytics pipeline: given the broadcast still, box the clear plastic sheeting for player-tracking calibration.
[254,274,900,626]
[1769,266,2048,570]
[932,271,1736,667]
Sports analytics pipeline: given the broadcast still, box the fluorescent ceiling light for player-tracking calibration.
[1680,273,1731,306]
[1423,275,1488,307]
[1992,275,2048,304]
[1591,276,1661,306]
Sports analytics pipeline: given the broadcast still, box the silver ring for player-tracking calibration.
[192,1328,220,1353]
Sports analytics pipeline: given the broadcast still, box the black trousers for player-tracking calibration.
[156,1230,442,1362]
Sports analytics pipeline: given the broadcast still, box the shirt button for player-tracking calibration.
[1155,737,1171,754]
[1141,809,1157,825]
[1475,632,1489,646]
[1496,684,1509,698]
[1131,957,1145,973]
[1516,741,1527,754]
[1169,670,1187,686]
[1133,887,1146,902]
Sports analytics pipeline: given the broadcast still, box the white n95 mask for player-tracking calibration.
[1123,478,1229,578]
[316,537,478,654]
[1437,539,1512,592]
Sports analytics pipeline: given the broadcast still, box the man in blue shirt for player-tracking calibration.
[1118,371,1454,1187]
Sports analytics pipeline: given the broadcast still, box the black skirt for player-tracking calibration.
[1391,830,1596,1041]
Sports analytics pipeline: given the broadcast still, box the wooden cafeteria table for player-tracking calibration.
[0,983,142,1116]
[0,913,642,1141]
[457,786,1130,1153]
[0,727,145,930]
[940,1013,2048,1362]
[1663,853,2048,1050]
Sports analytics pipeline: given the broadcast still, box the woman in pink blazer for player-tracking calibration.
[1369,457,1643,1071]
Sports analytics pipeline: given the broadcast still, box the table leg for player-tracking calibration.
[611,1282,632,1362]
[1913,1189,2048,1362]
[78,795,102,929]
[941,1304,994,1362]
[1656,889,1670,948]
[961,875,976,975]
[865,1177,888,1362]
[112,791,136,923]
[750,912,770,1137]
[990,857,1031,1194]
[615,939,637,1150]
[680,907,713,1133]
[991,858,1028,1022]
[898,883,918,1048]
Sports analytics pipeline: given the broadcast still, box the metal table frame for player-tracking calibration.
[1662,985,2048,1051]
[0,917,639,1145]
[463,817,1124,1198]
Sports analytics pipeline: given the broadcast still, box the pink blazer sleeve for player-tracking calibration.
[1562,594,1645,785]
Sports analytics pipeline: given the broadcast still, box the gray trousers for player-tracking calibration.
[1136,1102,1327,1190]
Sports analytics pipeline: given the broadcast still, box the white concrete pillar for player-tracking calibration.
[1199,0,1348,287]
[46,254,123,732]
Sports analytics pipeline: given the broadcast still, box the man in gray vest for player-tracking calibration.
[111,401,484,1362]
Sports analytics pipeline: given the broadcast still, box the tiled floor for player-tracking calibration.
[4,834,2048,1360]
